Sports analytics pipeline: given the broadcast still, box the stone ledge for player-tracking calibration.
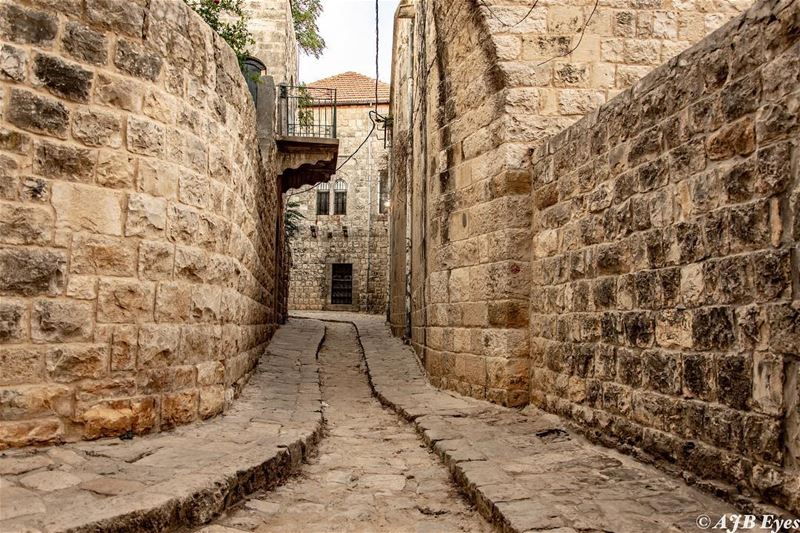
[293,312,796,533]
[0,319,326,533]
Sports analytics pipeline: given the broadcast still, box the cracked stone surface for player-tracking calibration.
[199,321,492,533]
[295,312,742,533]
[0,319,325,532]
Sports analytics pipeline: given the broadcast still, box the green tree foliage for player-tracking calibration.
[292,0,326,58]
[185,0,254,65]
[285,200,305,239]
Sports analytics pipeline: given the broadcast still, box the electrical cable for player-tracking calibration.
[477,0,539,28]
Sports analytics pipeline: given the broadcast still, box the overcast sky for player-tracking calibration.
[299,0,400,84]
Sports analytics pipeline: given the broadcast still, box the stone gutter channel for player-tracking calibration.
[0,319,327,533]
[295,313,795,533]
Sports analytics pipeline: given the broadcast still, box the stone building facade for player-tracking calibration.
[388,0,799,515]
[288,72,390,314]
[245,0,298,85]
[0,0,302,447]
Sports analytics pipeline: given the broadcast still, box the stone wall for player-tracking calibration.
[529,0,799,513]
[0,0,293,447]
[245,0,298,85]
[288,103,390,314]
[388,0,747,408]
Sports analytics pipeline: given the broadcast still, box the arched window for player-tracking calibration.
[316,182,330,215]
[333,179,347,215]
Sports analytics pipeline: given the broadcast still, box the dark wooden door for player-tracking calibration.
[331,264,353,305]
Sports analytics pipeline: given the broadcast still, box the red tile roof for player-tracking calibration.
[308,71,390,105]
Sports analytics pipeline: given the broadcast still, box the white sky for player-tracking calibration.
[299,0,400,84]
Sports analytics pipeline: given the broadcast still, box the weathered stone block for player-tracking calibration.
[752,352,783,416]
[32,54,93,103]
[71,233,136,276]
[0,299,28,344]
[137,324,181,368]
[0,383,72,420]
[0,248,66,296]
[706,117,755,160]
[96,150,135,189]
[198,385,224,419]
[0,128,32,155]
[97,278,155,323]
[114,39,163,82]
[0,203,53,245]
[138,240,174,280]
[45,344,108,382]
[52,182,124,236]
[138,158,179,198]
[127,116,165,156]
[181,325,221,364]
[125,193,167,237]
[0,4,57,46]
[72,107,123,148]
[33,140,96,182]
[110,324,137,371]
[7,89,70,139]
[85,0,145,37]
[716,354,752,410]
[196,360,224,386]
[154,281,191,322]
[0,418,62,447]
[62,22,108,66]
[32,299,93,343]
[80,401,132,439]
[0,44,27,82]
[161,389,198,428]
[0,346,46,385]
[94,73,143,112]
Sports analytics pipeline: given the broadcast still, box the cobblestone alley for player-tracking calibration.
[199,321,492,533]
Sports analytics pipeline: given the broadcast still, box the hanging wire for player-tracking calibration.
[477,0,540,28]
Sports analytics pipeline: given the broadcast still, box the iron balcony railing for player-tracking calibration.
[278,85,337,139]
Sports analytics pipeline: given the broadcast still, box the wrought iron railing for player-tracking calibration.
[278,85,337,139]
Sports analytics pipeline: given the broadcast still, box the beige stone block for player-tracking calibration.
[0,383,73,420]
[196,360,224,386]
[52,182,124,236]
[94,73,143,112]
[138,240,174,280]
[81,400,132,439]
[493,35,521,61]
[198,385,224,419]
[32,298,94,342]
[143,89,176,124]
[0,299,28,343]
[753,352,784,416]
[655,309,693,349]
[190,284,221,322]
[0,346,45,384]
[71,107,123,148]
[71,233,137,276]
[137,324,181,368]
[138,157,178,199]
[131,395,157,434]
[0,202,54,245]
[76,376,136,403]
[548,7,583,34]
[0,418,62,447]
[180,324,221,364]
[557,89,605,116]
[125,192,166,237]
[66,275,97,300]
[110,324,137,371]
[624,38,661,65]
[179,172,210,209]
[97,278,155,323]
[161,389,198,428]
[127,116,164,156]
[96,150,136,189]
[45,344,108,382]
[154,281,191,322]
[680,263,704,306]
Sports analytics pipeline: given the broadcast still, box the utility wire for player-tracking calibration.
[477,0,539,28]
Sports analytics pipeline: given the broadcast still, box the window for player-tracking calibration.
[316,182,330,215]
[333,179,347,215]
[379,170,389,214]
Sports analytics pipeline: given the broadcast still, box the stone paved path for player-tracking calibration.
[294,312,744,533]
[198,321,492,533]
[0,319,325,533]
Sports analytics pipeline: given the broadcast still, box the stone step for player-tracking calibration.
[0,319,326,533]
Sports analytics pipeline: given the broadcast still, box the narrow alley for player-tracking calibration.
[200,321,492,533]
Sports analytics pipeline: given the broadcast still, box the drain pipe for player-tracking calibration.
[366,129,373,313]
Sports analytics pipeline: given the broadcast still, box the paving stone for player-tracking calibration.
[0,320,325,533]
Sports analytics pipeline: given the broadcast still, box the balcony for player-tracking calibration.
[275,85,340,192]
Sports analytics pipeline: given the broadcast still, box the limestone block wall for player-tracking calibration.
[389,0,746,407]
[0,0,290,447]
[529,0,799,513]
[244,0,298,85]
[288,103,390,314]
